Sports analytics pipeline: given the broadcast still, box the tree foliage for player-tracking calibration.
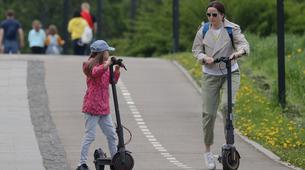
[1,0,305,55]
[0,0,130,53]
[114,0,305,57]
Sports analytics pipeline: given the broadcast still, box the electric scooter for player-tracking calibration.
[94,57,134,170]
[214,57,240,170]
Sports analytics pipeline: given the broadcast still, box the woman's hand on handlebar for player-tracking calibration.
[229,50,245,60]
[203,56,215,65]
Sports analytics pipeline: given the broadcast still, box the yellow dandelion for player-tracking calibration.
[297,48,302,53]
[269,132,275,136]
[303,70,305,75]
[283,143,288,148]
[267,140,273,145]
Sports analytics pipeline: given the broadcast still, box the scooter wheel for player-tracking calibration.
[94,165,105,170]
[222,149,240,170]
[112,152,134,170]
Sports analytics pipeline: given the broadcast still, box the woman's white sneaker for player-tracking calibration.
[204,152,216,170]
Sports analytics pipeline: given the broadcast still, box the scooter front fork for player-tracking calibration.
[218,144,239,163]
[218,145,241,170]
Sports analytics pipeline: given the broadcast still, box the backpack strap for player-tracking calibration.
[202,22,210,39]
[202,22,235,49]
[225,26,235,49]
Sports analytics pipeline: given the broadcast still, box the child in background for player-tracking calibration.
[77,40,119,170]
[45,24,65,54]
[28,20,46,54]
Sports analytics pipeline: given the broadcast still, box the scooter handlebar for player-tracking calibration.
[213,57,231,64]
[111,57,127,71]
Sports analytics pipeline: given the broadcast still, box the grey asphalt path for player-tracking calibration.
[0,55,293,170]
[43,56,292,170]
[0,59,44,170]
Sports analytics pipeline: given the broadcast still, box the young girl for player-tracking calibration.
[77,40,119,170]
[45,24,65,54]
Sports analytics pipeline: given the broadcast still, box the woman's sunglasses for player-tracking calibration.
[206,13,218,17]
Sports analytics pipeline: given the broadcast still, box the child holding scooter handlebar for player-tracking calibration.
[77,40,120,170]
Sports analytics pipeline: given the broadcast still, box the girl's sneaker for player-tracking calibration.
[76,164,89,170]
[204,152,216,170]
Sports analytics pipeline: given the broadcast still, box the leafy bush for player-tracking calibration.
[225,0,276,36]
[113,0,305,57]
[113,0,174,57]
[242,33,305,120]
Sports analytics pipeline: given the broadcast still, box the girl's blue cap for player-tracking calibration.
[90,40,115,52]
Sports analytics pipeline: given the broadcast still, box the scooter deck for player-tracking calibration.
[94,158,112,165]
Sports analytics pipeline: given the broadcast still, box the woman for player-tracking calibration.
[192,1,250,170]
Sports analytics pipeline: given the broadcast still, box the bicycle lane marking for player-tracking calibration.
[117,80,193,169]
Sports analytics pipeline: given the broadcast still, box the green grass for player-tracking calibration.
[162,33,305,169]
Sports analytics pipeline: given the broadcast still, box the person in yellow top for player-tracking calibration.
[68,10,88,55]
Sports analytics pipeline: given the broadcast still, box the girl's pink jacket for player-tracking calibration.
[82,63,120,115]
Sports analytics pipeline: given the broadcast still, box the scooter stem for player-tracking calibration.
[225,60,235,145]
[109,64,125,149]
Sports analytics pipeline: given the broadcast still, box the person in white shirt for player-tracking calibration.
[28,20,46,54]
